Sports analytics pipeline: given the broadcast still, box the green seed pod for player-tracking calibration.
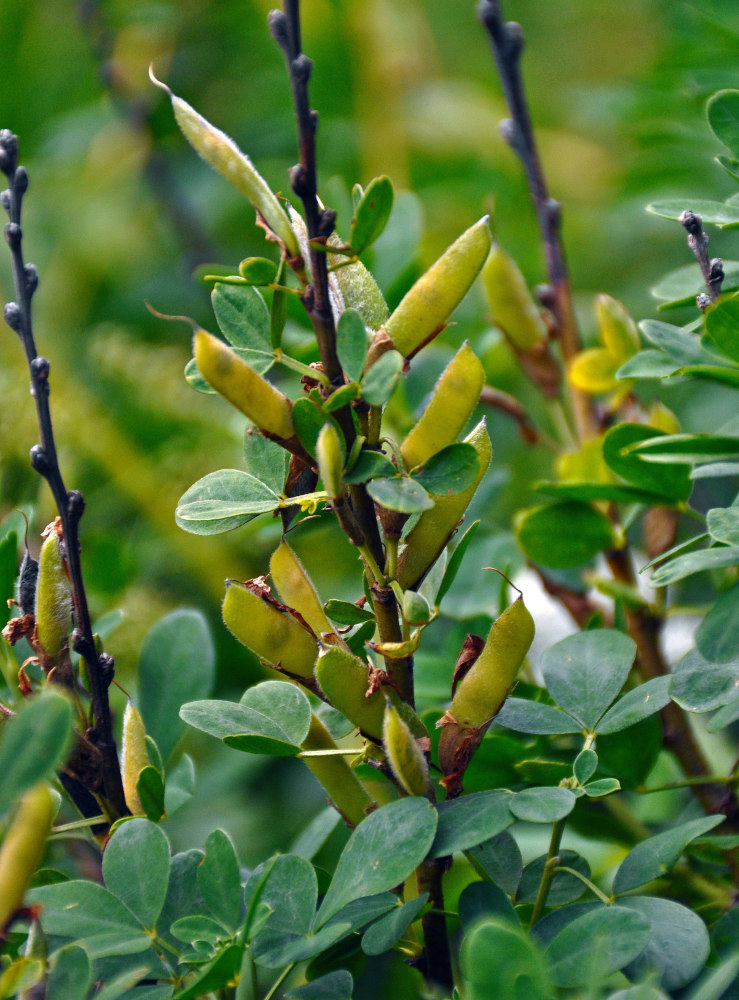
[269,540,335,638]
[316,423,344,500]
[121,701,148,816]
[400,341,485,471]
[449,596,534,729]
[150,70,299,256]
[383,700,431,798]
[385,216,492,358]
[328,243,389,331]
[595,294,640,360]
[301,714,374,827]
[0,782,54,929]
[222,580,318,679]
[397,419,492,591]
[35,531,72,658]
[482,244,547,350]
[194,330,295,441]
[401,590,431,626]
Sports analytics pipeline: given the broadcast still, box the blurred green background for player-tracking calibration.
[1,0,738,976]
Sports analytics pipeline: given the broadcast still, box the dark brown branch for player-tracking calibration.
[0,132,128,821]
[679,210,724,306]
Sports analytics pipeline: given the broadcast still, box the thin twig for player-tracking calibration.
[679,210,724,306]
[0,131,128,821]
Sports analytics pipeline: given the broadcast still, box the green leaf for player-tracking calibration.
[285,970,354,1000]
[430,790,514,858]
[639,319,712,365]
[360,349,404,406]
[238,256,278,285]
[412,443,480,496]
[293,398,332,458]
[510,787,576,823]
[176,469,281,534]
[616,350,681,378]
[198,829,243,932]
[289,806,342,861]
[253,921,351,968]
[540,629,636,730]
[621,896,709,990]
[707,89,739,158]
[603,424,692,501]
[323,382,360,412]
[467,831,523,895]
[651,262,739,308]
[251,855,328,967]
[625,433,739,464]
[46,945,92,1000]
[669,648,739,712]
[675,363,739,387]
[367,476,433,513]
[103,819,171,929]
[212,282,273,372]
[596,676,672,734]
[707,506,739,545]
[545,905,651,988]
[706,694,739,732]
[336,308,369,382]
[323,599,376,626]
[517,850,590,905]
[515,500,615,568]
[583,778,621,797]
[315,798,437,927]
[696,581,739,662]
[343,448,396,484]
[647,199,739,227]
[170,913,229,944]
[460,917,553,1000]
[573,749,598,784]
[716,154,739,182]
[164,754,195,816]
[535,480,670,505]
[613,815,723,894]
[651,545,739,586]
[137,766,166,822]
[0,689,73,811]
[361,893,427,955]
[494,698,583,735]
[139,609,215,764]
[349,175,394,254]
[185,356,216,393]
[692,461,739,479]
[704,297,739,363]
[243,430,290,495]
[172,943,244,1000]
[436,519,480,604]
[240,680,312,742]
[458,882,518,930]
[179,699,304,756]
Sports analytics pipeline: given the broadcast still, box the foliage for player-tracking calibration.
[1,3,739,999]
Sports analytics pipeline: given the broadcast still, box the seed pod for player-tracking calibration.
[222,580,318,679]
[385,216,492,359]
[400,341,485,471]
[595,294,640,360]
[0,782,54,929]
[301,714,374,827]
[397,419,492,591]
[194,330,295,441]
[482,244,547,350]
[269,540,335,638]
[449,595,534,729]
[150,70,299,256]
[34,531,72,658]
[17,550,39,616]
[401,589,431,626]
[121,701,148,816]
[383,700,431,798]
[316,423,344,501]
[328,241,389,331]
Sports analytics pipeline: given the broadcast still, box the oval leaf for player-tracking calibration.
[515,501,615,568]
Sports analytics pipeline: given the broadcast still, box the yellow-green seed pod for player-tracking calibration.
[316,423,344,500]
[398,419,492,591]
[0,782,54,929]
[383,700,430,798]
[194,330,295,441]
[401,590,431,626]
[385,216,492,358]
[121,701,148,816]
[482,244,547,350]
[222,581,318,679]
[316,646,387,741]
[269,540,335,638]
[301,714,374,827]
[449,596,534,729]
[400,341,485,471]
[328,243,389,331]
[596,294,640,361]
[35,531,72,659]
[150,70,299,257]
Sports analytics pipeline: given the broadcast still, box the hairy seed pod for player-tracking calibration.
[17,550,39,616]
[121,701,148,815]
[449,595,534,729]
[150,70,299,256]
[0,782,54,930]
[400,341,485,471]
[301,714,374,827]
[316,423,344,500]
[482,244,548,350]
[34,531,72,658]
[385,216,492,358]
[194,330,295,441]
[269,540,335,638]
[328,243,389,331]
[383,700,431,798]
[398,419,492,591]
[222,581,318,679]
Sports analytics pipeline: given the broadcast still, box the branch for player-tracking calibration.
[679,210,724,307]
[0,131,128,821]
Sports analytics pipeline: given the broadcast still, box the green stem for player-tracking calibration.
[554,866,611,905]
[530,818,566,926]
[273,348,330,387]
[264,963,294,1000]
[638,773,737,794]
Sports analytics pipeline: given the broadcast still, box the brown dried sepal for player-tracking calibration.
[437,718,489,799]
[244,576,315,636]
[2,613,35,646]
[450,633,485,698]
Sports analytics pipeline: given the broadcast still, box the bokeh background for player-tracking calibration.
[1,1,738,990]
